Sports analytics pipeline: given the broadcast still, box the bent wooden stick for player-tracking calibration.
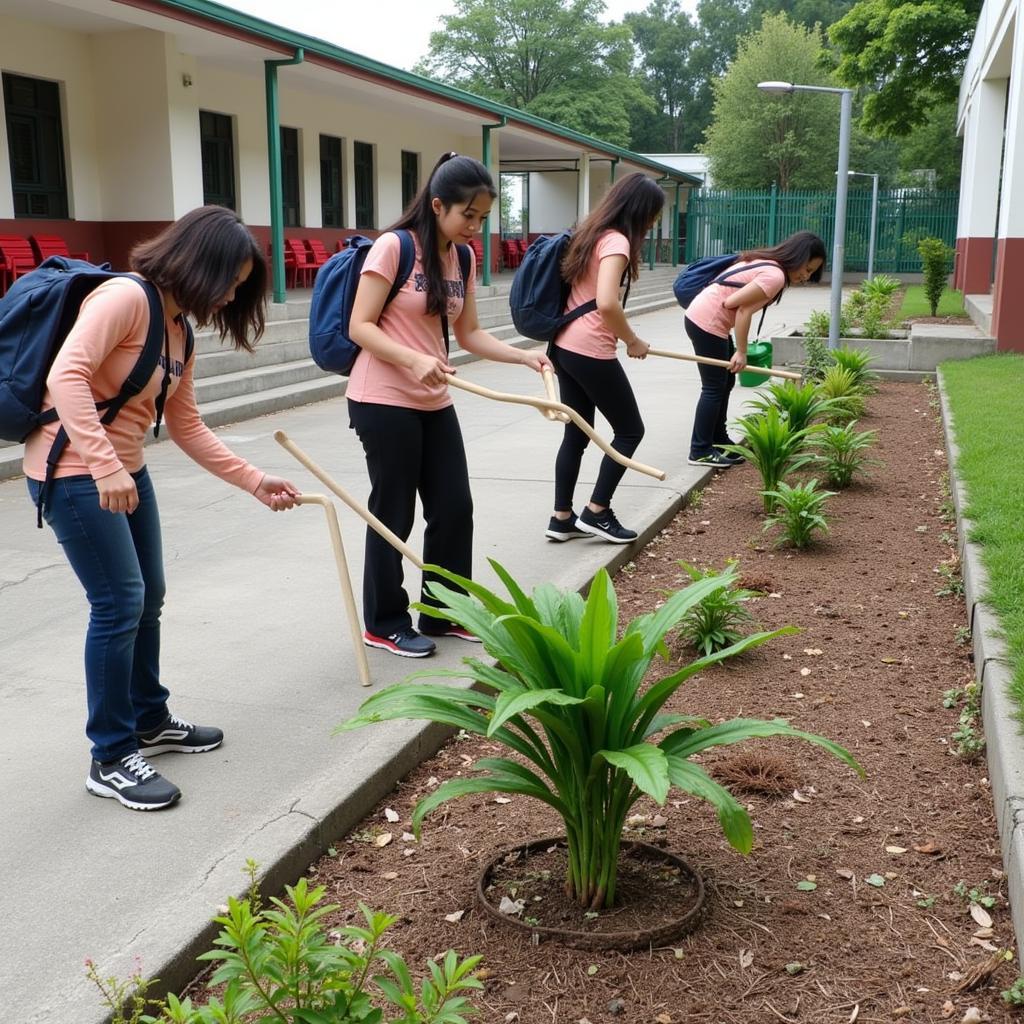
[274,431,425,569]
[540,366,571,422]
[647,347,802,381]
[295,494,371,687]
[445,374,667,481]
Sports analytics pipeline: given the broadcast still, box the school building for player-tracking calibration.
[956,0,1024,349]
[0,0,701,298]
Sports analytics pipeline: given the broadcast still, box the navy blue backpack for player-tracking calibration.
[674,254,785,322]
[309,230,471,375]
[509,231,631,344]
[0,256,193,525]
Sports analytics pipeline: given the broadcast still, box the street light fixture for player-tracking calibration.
[758,80,854,348]
[848,170,879,281]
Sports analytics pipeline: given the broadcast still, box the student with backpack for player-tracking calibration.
[683,230,826,467]
[20,206,300,811]
[347,152,549,658]
[545,172,664,545]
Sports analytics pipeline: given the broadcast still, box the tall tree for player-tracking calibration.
[828,0,982,136]
[416,0,652,147]
[703,13,841,189]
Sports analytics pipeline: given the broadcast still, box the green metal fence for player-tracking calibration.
[683,186,959,273]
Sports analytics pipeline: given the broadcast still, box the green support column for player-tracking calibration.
[265,48,304,304]
[609,159,618,183]
[481,118,506,287]
[768,182,778,246]
[672,183,680,266]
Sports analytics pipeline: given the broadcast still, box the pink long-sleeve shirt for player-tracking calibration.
[23,276,264,494]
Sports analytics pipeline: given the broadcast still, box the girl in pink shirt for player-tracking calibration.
[683,231,826,467]
[348,153,549,658]
[547,173,665,545]
[25,207,299,811]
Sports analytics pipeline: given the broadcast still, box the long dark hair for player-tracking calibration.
[741,230,827,282]
[561,173,665,285]
[130,206,267,352]
[389,152,497,317]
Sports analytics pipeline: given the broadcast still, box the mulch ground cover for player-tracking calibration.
[190,381,1016,1023]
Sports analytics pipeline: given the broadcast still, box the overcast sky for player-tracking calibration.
[225,0,696,70]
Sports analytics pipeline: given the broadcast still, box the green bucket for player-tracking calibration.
[739,341,772,387]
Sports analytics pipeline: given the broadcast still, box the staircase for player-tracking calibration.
[0,265,681,483]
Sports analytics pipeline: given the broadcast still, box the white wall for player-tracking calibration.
[529,172,579,232]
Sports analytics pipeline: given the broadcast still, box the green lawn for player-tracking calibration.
[940,355,1024,723]
[898,285,966,319]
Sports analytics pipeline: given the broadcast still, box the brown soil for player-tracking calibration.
[188,382,1017,1023]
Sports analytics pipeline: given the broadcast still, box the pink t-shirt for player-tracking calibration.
[23,277,263,494]
[554,230,631,360]
[685,260,787,339]
[346,232,475,411]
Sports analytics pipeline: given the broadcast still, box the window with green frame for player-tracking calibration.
[401,150,419,210]
[200,110,236,210]
[354,141,375,229]
[3,72,68,219]
[281,126,301,227]
[320,135,344,228]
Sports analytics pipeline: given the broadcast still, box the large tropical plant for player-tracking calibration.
[338,562,863,911]
[748,379,839,433]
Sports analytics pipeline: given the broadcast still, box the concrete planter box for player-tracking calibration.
[770,324,997,375]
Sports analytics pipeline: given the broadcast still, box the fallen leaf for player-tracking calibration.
[444,910,465,923]
[651,814,668,827]
[626,814,647,827]
[969,903,993,929]
[836,868,855,880]
[886,846,908,855]
[402,848,415,857]
[769,592,782,598]
[941,1001,955,1019]
[864,874,886,887]
[785,962,805,975]
[587,964,599,976]
[655,1015,673,1024]
[861,720,872,728]
[973,927,994,939]
[504,1013,518,1023]
[427,776,439,788]
[791,692,805,699]
[401,832,416,843]
[382,871,399,880]
[374,832,393,847]
[848,1006,860,1024]
[782,653,793,660]
[800,667,811,676]
[803,648,823,655]
[494,796,512,804]
[796,880,817,891]
[852,815,865,823]
[498,897,525,916]
[673,948,684,959]
[792,790,811,803]
[739,948,754,968]
[384,807,400,823]
[893,1008,913,1018]
[881,657,900,664]
[960,1009,984,1024]
[914,842,942,855]
[970,937,998,952]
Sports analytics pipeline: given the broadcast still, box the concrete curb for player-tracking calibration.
[936,367,1024,951]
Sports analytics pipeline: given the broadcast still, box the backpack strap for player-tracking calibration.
[36,279,167,528]
[714,260,787,339]
[439,242,474,357]
[389,230,417,307]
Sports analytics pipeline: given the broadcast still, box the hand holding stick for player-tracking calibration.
[294,494,371,687]
[647,347,802,381]
[445,374,666,481]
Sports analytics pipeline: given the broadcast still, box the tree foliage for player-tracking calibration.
[828,0,982,136]
[702,13,842,189]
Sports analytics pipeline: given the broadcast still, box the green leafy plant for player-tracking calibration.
[1002,972,1024,1005]
[87,958,160,1024]
[817,365,866,424]
[804,309,830,340]
[140,875,482,1024]
[801,333,833,383]
[935,559,965,598]
[749,379,838,434]
[674,560,757,656]
[953,877,997,909]
[944,682,985,760]
[812,421,879,488]
[722,406,820,513]
[762,478,835,549]
[918,236,953,316]
[830,347,879,394]
[338,561,863,910]
[860,274,901,301]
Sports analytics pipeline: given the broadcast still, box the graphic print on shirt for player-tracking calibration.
[157,353,186,379]
[413,273,465,315]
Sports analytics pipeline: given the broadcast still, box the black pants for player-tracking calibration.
[348,400,472,636]
[684,317,736,458]
[551,346,645,512]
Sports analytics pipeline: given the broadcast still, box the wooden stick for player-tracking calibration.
[647,347,802,381]
[295,494,371,687]
[445,374,667,481]
[540,366,571,422]
[274,431,425,569]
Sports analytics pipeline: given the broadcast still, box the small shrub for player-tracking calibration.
[87,959,160,1024]
[750,379,838,433]
[804,309,830,339]
[1002,974,1024,1006]
[675,560,758,655]
[917,236,953,316]
[762,478,834,548]
[830,347,879,394]
[723,406,819,513]
[817,365,866,423]
[860,274,901,300]
[944,682,985,759]
[802,333,832,382]
[813,421,879,488]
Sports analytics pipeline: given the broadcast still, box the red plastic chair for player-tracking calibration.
[501,240,521,270]
[284,239,317,288]
[469,238,484,273]
[0,236,38,295]
[305,239,330,268]
[515,238,528,259]
[30,234,90,263]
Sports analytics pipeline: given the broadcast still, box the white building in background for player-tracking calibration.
[642,154,713,188]
[956,0,1024,349]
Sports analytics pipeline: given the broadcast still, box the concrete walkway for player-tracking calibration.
[0,286,836,1022]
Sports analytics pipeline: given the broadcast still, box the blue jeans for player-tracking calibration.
[685,317,736,458]
[28,468,170,762]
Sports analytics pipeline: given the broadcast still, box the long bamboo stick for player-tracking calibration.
[294,494,371,687]
[540,366,571,422]
[445,374,666,481]
[275,431,425,569]
[647,347,802,381]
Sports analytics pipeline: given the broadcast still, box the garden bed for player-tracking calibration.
[184,382,1016,1022]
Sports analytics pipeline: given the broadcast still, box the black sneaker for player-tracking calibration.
[420,624,483,643]
[715,446,745,465]
[86,752,181,811]
[363,628,436,658]
[137,714,224,755]
[545,513,590,542]
[687,451,735,468]
[576,506,638,544]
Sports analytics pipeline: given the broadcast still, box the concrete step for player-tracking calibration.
[193,337,311,378]
[192,359,327,405]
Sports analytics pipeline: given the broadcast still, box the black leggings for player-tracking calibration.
[348,399,472,636]
[551,347,645,512]
[684,317,735,458]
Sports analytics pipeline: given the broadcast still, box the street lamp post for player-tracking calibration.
[758,81,853,349]
[848,170,879,281]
